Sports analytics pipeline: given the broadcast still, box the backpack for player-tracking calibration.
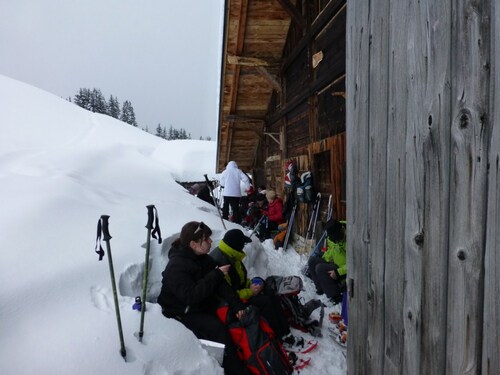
[265,275,324,337]
[296,171,314,203]
[284,160,299,189]
[217,305,293,375]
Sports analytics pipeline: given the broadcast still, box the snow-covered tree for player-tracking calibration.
[155,123,163,138]
[108,95,120,119]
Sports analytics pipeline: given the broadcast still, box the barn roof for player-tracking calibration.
[216,0,293,172]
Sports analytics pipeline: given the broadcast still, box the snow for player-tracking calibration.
[0,75,346,375]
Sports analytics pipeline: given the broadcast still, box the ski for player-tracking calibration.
[329,331,347,352]
[303,193,321,254]
[282,201,297,250]
[283,338,318,354]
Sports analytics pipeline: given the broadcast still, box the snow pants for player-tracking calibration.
[307,256,344,302]
[176,312,250,375]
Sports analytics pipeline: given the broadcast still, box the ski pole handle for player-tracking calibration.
[100,215,112,241]
[145,205,155,229]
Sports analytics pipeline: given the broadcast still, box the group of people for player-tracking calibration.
[200,160,287,241]
[156,218,347,373]
[157,224,298,374]
[175,161,347,372]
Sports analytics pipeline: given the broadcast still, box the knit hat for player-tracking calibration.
[256,193,266,202]
[325,220,344,242]
[223,229,252,251]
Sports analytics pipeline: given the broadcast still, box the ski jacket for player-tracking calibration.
[262,197,285,224]
[209,240,253,300]
[322,239,347,276]
[157,244,245,318]
[219,161,250,197]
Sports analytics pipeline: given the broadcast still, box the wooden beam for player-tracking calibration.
[227,55,281,92]
[227,55,269,67]
[264,132,281,146]
[255,66,282,92]
[229,0,249,114]
[225,114,265,122]
[275,0,306,30]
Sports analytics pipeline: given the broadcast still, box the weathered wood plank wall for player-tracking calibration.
[483,2,500,373]
[347,0,498,373]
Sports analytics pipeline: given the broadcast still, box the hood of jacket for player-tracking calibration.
[226,160,238,169]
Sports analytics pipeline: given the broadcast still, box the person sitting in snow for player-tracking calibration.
[189,182,215,206]
[209,229,299,346]
[242,192,267,229]
[260,190,285,239]
[307,219,346,304]
[157,221,250,375]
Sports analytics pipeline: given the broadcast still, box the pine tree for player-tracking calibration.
[155,123,163,137]
[90,88,107,114]
[74,88,92,110]
[121,101,131,124]
[108,95,120,119]
[121,100,137,126]
[128,104,137,127]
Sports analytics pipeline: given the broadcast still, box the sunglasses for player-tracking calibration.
[194,221,206,235]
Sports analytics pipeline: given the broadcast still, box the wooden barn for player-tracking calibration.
[217,0,500,374]
[216,0,347,244]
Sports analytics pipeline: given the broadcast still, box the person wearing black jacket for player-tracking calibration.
[209,229,291,340]
[157,221,249,375]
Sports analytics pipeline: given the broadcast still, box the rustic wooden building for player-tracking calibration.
[216,0,347,242]
[346,0,500,374]
[217,0,500,373]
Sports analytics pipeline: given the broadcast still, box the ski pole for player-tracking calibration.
[283,203,297,250]
[309,193,322,249]
[95,215,126,360]
[322,194,333,251]
[248,214,266,239]
[204,174,226,229]
[139,205,162,342]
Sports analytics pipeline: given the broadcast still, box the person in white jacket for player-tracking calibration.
[219,161,250,223]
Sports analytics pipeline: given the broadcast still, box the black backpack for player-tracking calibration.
[265,276,324,337]
[217,305,293,374]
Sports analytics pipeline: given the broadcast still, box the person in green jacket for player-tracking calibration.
[307,219,346,304]
[209,229,292,340]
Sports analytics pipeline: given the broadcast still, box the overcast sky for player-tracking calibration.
[0,0,224,140]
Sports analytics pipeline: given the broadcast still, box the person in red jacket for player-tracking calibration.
[261,190,285,239]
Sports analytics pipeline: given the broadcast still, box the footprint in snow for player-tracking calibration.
[90,285,112,312]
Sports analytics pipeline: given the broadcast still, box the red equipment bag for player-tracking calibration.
[217,305,293,375]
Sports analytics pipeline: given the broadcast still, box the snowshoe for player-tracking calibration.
[330,331,347,351]
[282,335,318,354]
[287,352,311,371]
